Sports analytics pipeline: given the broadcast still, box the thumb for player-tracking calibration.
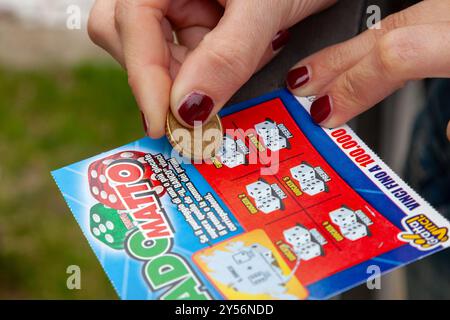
[170,0,286,127]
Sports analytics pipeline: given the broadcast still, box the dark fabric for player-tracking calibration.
[405,81,450,215]
[404,79,450,299]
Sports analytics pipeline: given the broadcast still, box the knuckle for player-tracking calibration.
[365,10,409,41]
[383,11,409,32]
[87,5,106,43]
[366,10,409,42]
[377,31,415,76]
[115,0,134,12]
[114,0,131,24]
[115,0,162,23]
[323,46,349,73]
[340,72,359,100]
[337,71,366,108]
[202,36,256,85]
[127,72,139,90]
[331,88,355,119]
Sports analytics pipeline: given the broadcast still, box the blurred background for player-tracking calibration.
[0,0,447,299]
[0,0,127,299]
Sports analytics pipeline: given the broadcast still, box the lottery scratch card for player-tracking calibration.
[52,89,450,300]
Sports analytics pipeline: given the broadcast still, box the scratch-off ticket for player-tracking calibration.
[52,89,450,300]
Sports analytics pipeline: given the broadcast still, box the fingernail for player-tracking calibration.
[286,66,310,89]
[178,92,214,126]
[140,111,149,135]
[310,95,332,125]
[272,30,290,51]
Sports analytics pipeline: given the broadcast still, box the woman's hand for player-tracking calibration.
[287,0,450,140]
[88,0,336,137]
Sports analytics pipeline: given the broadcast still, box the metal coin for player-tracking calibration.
[166,112,223,161]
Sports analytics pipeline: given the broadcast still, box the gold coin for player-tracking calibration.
[166,112,223,161]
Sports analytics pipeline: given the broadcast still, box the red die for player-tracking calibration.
[88,151,165,209]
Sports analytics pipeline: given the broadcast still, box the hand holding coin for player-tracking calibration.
[166,112,223,162]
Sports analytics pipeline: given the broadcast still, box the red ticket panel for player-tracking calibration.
[195,98,404,285]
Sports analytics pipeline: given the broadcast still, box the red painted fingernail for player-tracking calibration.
[140,112,149,135]
[178,92,214,126]
[272,30,290,51]
[286,66,310,89]
[310,95,332,124]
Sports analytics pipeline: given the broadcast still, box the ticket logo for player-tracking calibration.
[399,214,449,250]
[90,151,212,300]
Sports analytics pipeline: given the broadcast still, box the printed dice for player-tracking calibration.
[90,203,135,250]
[255,196,281,214]
[283,225,311,247]
[255,120,278,136]
[254,120,289,152]
[217,135,237,157]
[296,241,322,261]
[290,164,317,183]
[340,222,368,241]
[88,151,165,209]
[329,207,357,227]
[299,179,325,196]
[251,244,275,264]
[246,181,272,200]
[265,135,287,152]
[220,151,246,168]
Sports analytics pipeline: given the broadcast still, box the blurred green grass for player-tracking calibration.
[0,63,145,299]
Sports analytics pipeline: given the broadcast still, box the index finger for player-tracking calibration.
[115,0,172,138]
[287,0,450,97]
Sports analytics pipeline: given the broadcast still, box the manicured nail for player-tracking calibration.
[272,30,290,51]
[178,92,214,126]
[140,111,149,135]
[286,66,310,89]
[310,95,332,125]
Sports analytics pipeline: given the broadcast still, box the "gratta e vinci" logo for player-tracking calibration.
[106,158,211,300]
[398,214,449,250]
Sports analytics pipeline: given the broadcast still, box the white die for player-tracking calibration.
[290,164,316,183]
[340,222,368,241]
[218,136,237,155]
[255,196,281,214]
[255,120,278,136]
[251,244,275,264]
[246,181,272,200]
[283,226,311,247]
[256,131,272,147]
[221,152,245,168]
[299,179,326,196]
[329,207,358,227]
[296,241,322,261]
[265,135,287,152]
